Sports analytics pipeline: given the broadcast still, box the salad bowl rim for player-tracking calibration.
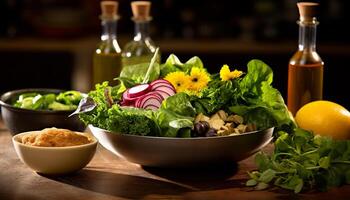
[88,124,274,140]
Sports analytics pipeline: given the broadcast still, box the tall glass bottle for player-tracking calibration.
[287,2,324,116]
[121,1,160,68]
[92,1,122,87]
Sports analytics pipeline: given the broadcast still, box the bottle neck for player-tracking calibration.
[134,20,150,41]
[101,19,118,41]
[298,20,318,51]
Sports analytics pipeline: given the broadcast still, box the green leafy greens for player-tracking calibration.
[191,59,293,131]
[13,90,83,111]
[247,128,350,193]
[79,82,196,137]
[119,63,160,84]
[160,54,204,77]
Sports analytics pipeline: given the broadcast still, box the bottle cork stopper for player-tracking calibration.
[131,1,152,21]
[101,1,119,20]
[297,2,319,22]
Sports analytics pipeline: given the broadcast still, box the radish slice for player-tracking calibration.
[153,85,176,95]
[151,80,173,87]
[122,89,142,105]
[122,89,138,101]
[143,105,159,110]
[151,82,174,89]
[152,84,176,92]
[153,88,175,99]
[121,79,176,108]
[154,90,172,99]
[150,79,172,86]
[135,92,163,110]
[127,84,151,98]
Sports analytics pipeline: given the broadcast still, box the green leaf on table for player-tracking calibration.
[247,171,260,180]
[254,152,271,172]
[258,169,276,183]
[319,156,330,169]
[294,180,304,193]
[255,182,269,190]
[246,179,258,187]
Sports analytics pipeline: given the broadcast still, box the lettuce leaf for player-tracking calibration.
[120,63,160,83]
[161,93,196,117]
[155,93,196,137]
[160,54,204,77]
[229,59,295,131]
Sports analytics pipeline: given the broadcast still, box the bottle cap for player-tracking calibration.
[131,1,152,21]
[297,2,319,22]
[101,1,119,20]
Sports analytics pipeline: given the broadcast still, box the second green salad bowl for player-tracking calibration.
[0,89,86,134]
[89,125,273,168]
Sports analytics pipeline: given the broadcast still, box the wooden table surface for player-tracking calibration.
[1,120,350,200]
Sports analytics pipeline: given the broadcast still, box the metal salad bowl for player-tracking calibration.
[89,125,274,168]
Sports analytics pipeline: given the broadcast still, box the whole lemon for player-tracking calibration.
[295,101,350,140]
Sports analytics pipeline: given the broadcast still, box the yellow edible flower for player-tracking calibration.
[188,67,211,92]
[164,71,191,93]
[220,64,243,81]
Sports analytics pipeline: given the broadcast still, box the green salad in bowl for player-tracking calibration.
[0,89,86,134]
[77,55,293,138]
[13,90,83,111]
[73,54,288,167]
[74,54,350,193]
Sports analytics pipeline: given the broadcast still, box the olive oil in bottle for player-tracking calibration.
[92,1,122,88]
[121,1,160,68]
[287,2,324,115]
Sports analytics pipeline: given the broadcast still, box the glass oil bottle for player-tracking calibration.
[287,2,324,116]
[92,1,122,87]
[121,1,160,68]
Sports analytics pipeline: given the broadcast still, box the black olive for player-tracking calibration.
[194,122,205,137]
[206,128,217,137]
[200,121,210,131]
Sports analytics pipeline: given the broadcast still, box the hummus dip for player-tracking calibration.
[22,128,92,147]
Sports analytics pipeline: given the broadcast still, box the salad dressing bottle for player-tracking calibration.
[287,2,324,116]
[92,1,122,87]
[121,1,160,68]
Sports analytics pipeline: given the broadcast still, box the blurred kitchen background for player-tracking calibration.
[0,0,349,107]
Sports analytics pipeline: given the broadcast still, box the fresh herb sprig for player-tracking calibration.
[247,128,350,193]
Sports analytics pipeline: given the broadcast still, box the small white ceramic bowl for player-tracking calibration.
[12,131,98,175]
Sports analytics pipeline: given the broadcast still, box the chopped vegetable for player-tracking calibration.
[13,90,83,111]
[193,110,256,137]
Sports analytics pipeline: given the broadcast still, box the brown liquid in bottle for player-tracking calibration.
[287,50,324,115]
